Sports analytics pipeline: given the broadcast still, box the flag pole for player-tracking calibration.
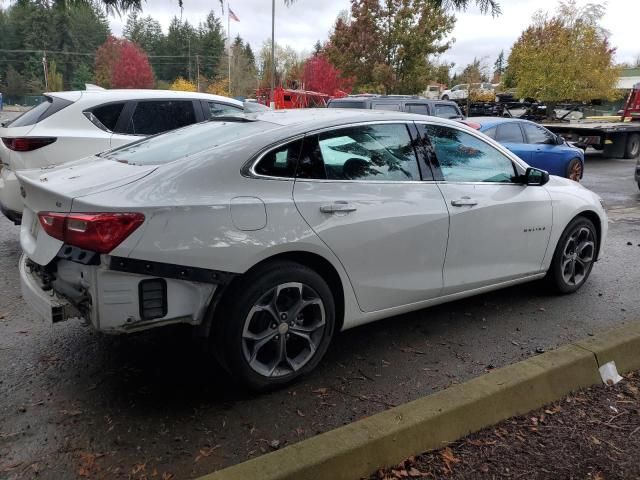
[270,0,275,108]
[228,1,231,96]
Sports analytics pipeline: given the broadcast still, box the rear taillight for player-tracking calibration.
[38,212,145,254]
[2,137,57,152]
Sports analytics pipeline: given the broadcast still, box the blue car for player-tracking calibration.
[468,117,585,181]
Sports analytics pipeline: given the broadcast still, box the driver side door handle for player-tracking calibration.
[451,197,478,207]
[320,201,358,213]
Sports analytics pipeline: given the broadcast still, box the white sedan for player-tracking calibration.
[0,88,246,224]
[18,109,607,390]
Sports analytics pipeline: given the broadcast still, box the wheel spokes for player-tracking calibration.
[241,281,326,378]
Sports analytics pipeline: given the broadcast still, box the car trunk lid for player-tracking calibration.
[18,158,157,265]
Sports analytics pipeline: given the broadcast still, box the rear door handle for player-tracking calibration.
[320,201,357,213]
[451,197,478,207]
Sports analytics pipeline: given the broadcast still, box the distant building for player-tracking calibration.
[617,67,640,89]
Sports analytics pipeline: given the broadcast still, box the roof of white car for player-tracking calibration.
[245,108,464,129]
[48,89,243,106]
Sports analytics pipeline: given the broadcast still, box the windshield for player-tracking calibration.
[100,120,276,166]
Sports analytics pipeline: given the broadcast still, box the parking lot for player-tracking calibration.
[1,120,639,478]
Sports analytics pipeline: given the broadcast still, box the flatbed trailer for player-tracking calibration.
[541,121,640,159]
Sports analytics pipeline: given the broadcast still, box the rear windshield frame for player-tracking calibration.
[4,95,74,128]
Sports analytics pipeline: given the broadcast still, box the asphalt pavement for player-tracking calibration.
[0,145,639,479]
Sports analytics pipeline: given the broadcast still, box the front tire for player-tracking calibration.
[215,261,335,391]
[546,217,597,294]
[566,158,583,181]
[441,95,449,100]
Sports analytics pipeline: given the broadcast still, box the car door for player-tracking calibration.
[521,122,566,176]
[494,121,532,162]
[110,99,201,148]
[293,122,449,313]
[417,123,553,294]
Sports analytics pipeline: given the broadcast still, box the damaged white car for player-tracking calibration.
[19,109,607,389]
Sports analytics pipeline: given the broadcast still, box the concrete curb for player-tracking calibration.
[198,322,640,480]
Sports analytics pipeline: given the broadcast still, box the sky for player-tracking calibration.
[109,0,638,73]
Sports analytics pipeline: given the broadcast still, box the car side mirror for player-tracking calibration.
[524,167,550,186]
[555,135,565,145]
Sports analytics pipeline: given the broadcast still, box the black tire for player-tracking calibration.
[441,95,449,100]
[545,216,598,294]
[214,261,335,391]
[566,157,583,181]
[624,133,640,159]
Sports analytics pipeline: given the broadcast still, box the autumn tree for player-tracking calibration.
[169,77,197,91]
[95,36,154,89]
[506,0,620,116]
[324,0,455,94]
[111,41,154,88]
[302,54,353,95]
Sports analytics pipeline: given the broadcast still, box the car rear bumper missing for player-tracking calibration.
[19,254,81,324]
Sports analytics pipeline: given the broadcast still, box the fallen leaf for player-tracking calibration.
[440,447,460,474]
[312,388,328,396]
[162,473,174,480]
[391,468,408,477]
[194,445,221,462]
[591,436,602,445]
[296,409,305,417]
[407,467,425,477]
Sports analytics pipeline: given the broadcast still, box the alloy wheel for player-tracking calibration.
[568,161,582,181]
[241,282,326,378]
[561,226,595,286]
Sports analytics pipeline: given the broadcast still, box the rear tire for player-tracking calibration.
[441,95,449,100]
[624,133,640,159]
[214,261,335,391]
[566,158,583,181]
[545,217,598,294]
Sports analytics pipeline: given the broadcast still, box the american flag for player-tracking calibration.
[229,7,240,22]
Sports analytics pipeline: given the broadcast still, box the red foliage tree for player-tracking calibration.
[95,36,122,89]
[301,55,353,96]
[111,41,154,89]
[95,36,154,89]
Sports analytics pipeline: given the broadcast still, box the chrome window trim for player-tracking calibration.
[245,135,305,181]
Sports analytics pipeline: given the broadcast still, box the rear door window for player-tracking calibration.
[207,101,243,118]
[495,123,524,143]
[125,100,197,135]
[371,103,401,111]
[405,104,429,115]
[298,123,420,181]
[328,101,366,109]
[6,96,73,128]
[522,123,555,144]
[85,102,126,132]
[434,104,461,119]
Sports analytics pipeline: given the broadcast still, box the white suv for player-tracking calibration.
[0,88,245,223]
